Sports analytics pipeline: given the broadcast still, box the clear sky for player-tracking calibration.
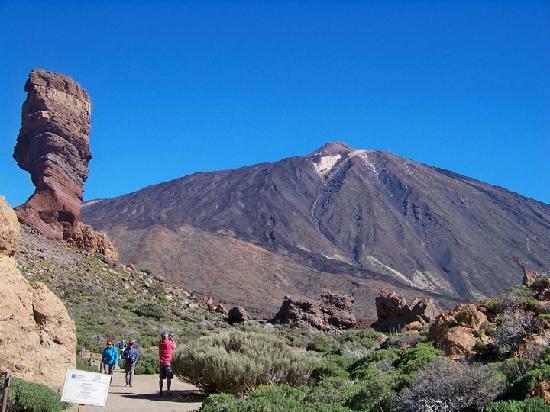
[1,1,548,207]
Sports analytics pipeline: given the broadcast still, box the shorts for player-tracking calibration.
[159,364,173,380]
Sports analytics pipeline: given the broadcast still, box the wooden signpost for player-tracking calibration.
[1,373,10,412]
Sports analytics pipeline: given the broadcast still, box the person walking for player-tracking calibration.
[158,332,176,396]
[100,340,119,385]
[122,340,139,387]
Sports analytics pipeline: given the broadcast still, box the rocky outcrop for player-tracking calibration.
[0,196,76,388]
[428,304,489,359]
[13,69,91,239]
[69,221,119,262]
[372,290,437,332]
[227,306,247,324]
[271,292,356,331]
[13,69,117,261]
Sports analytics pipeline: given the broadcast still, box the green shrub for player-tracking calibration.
[306,334,339,353]
[505,348,550,400]
[134,349,160,375]
[311,355,352,382]
[487,397,549,412]
[133,302,165,320]
[394,342,443,385]
[345,366,396,411]
[173,330,318,395]
[76,355,97,372]
[7,378,66,412]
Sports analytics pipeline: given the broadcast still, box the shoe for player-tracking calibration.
[159,390,164,396]
[129,384,133,387]
[125,384,129,387]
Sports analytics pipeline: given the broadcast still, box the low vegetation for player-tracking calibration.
[173,330,318,395]
[17,250,227,365]
[8,378,66,412]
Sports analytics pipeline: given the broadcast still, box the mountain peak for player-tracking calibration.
[310,141,353,156]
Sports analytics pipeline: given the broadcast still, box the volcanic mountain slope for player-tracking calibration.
[82,142,550,316]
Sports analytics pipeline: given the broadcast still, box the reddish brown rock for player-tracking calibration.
[271,292,356,331]
[13,69,118,261]
[372,290,437,332]
[429,304,488,359]
[215,303,228,315]
[531,379,550,403]
[14,69,92,240]
[69,221,118,262]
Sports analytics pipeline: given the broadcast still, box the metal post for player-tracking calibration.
[1,372,10,412]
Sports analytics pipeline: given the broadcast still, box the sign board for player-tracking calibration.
[61,370,110,407]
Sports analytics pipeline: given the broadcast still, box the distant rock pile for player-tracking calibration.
[0,196,76,388]
[429,269,549,361]
[271,292,356,331]
[13,69,117,260]
[372,290,437,332]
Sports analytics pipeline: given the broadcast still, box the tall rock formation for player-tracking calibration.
[13,69,117,261]
[0,196,76,388]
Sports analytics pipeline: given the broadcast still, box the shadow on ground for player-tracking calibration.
[120,389,204,403]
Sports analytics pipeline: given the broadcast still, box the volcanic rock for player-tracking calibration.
[13,69,91,239]
[272,292,357,331]
[429,304,489,358]
[227,306,248,324]
[0,196,76,388]
[372,290,437,332]
[69,221,119,262]
[13,69,118,261]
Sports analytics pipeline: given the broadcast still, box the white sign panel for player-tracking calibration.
[61,369,110,407]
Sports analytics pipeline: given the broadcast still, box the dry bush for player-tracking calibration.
[394,358,505,411]
[491,309,544,355]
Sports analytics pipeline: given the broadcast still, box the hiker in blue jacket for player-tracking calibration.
[100,340,119,383]
[122,340,139,387]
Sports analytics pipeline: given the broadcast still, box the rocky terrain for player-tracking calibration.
[0,196,76,389]
[13,69,117,261]
[82,142,550,317]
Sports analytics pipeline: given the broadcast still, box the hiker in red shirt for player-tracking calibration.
[158,332,176,396]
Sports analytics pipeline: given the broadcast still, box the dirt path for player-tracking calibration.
[69,370,203,412]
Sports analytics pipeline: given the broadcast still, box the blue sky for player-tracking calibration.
[1,1,548,206]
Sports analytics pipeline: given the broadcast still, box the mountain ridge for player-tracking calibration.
[82,142,550,316]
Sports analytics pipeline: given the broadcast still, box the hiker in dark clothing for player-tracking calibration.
[122,339,139,387]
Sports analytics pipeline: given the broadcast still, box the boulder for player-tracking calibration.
[215,303,228,316]
[428,304,488,359]
[372,290,437,332]
[271,292,356,331]
[0,197,76,388]
[227,306,247,324]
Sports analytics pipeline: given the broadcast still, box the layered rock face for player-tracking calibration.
[372,290,437,332]
[0,197,76,388]
[13,69,117,260]
[14,69,91,239]
[272,292,357,331]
